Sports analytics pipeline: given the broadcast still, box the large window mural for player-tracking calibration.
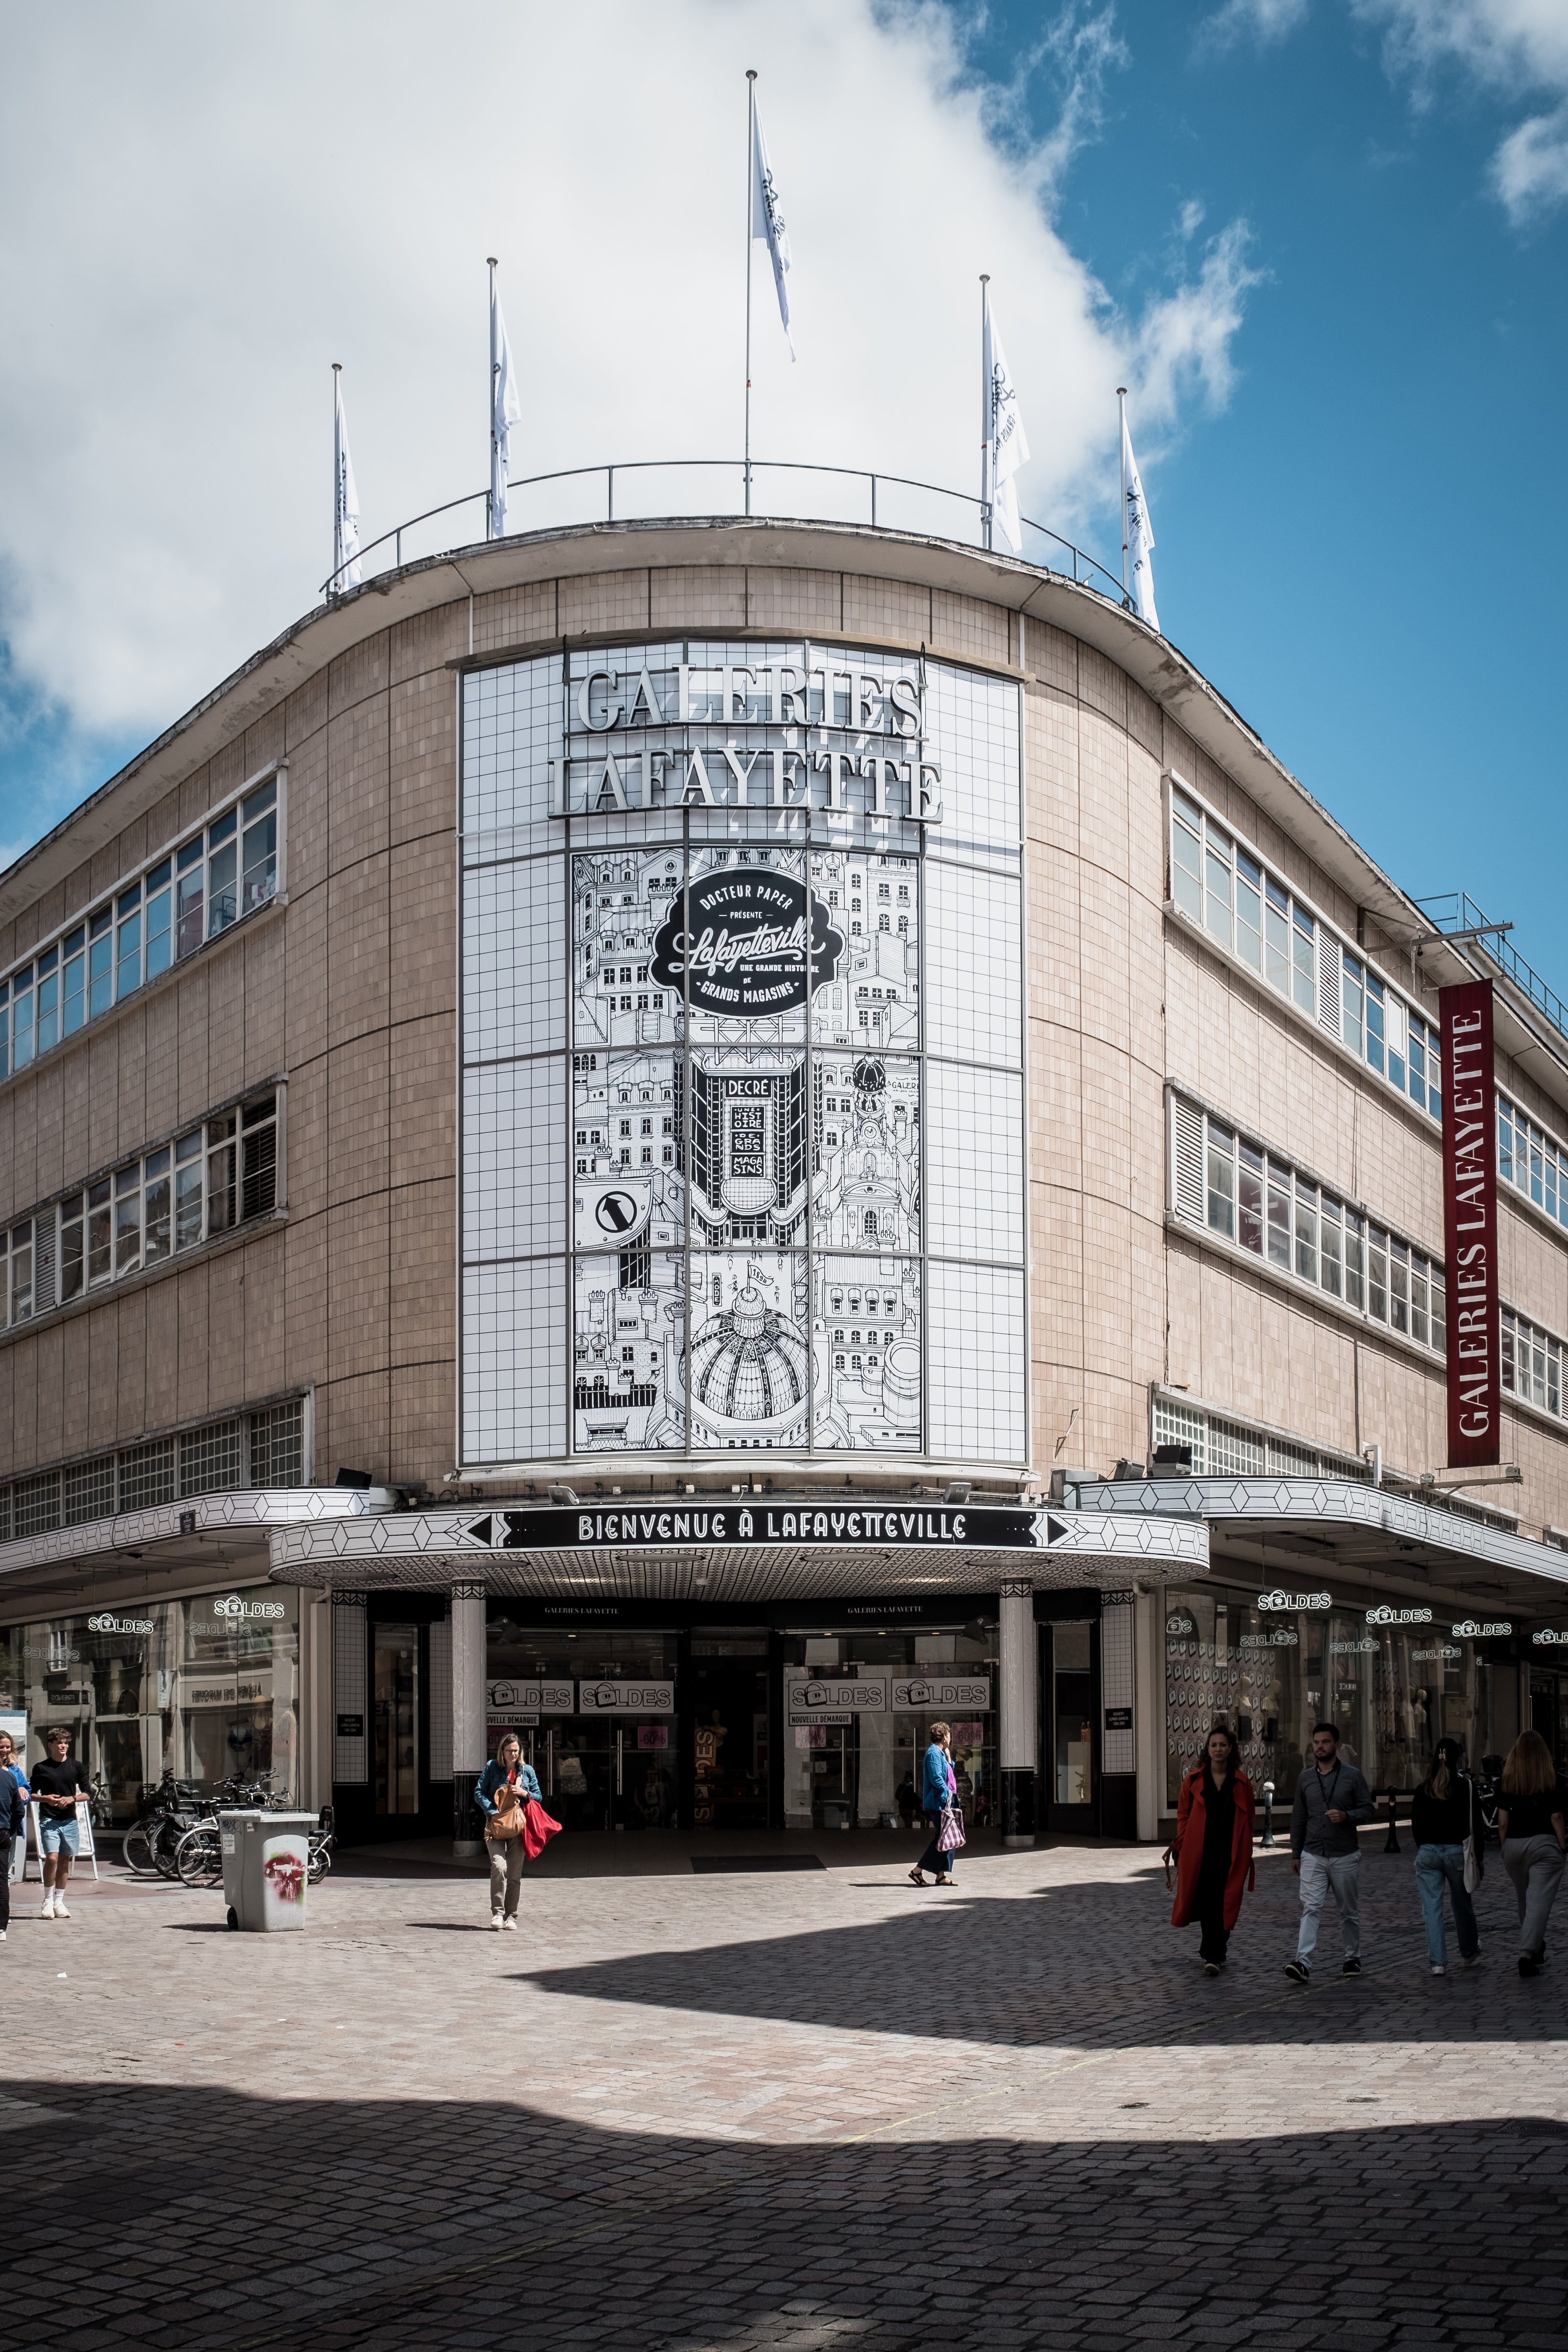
[460,639,1025,1465]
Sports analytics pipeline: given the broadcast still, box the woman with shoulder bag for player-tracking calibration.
[909,1720,961,1888]
[1168,1723,1256,1975]
[475,1731,542,1931]
[1411,1736,1483,1976]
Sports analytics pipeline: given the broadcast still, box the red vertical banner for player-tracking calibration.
[1440,980,1500,1467]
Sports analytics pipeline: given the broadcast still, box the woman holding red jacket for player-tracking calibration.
[1169,1724,1256,1975]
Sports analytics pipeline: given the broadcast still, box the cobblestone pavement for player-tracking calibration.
[5,1830,1567,2351]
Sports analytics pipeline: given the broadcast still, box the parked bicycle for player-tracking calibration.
[122,1771,207,1877]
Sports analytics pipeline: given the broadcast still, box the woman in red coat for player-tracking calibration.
[1169,1724,1256,1974]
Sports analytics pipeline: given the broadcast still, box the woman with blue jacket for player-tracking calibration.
[475,1730,542,1930]
[909,1720,959,1887]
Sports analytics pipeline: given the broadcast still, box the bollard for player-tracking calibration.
[1261,1779,1275,1848]
[1383,1787,1401,1854]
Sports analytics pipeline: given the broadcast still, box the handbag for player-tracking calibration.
[522,1796,563,1860]
[486,1782,525,1842]
[936,1804,966,1854]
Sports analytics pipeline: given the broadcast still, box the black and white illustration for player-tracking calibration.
[813,1253,921,1451]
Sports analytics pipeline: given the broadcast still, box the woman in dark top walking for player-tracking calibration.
[1169,1724,1256,1974]
[1497,1730,1568,1978]
[1410,1737,1484,1974]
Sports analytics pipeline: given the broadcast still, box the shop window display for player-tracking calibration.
[0,1585,300,1823]
[1165,1584,1511,1809]
[484,1617,678,1832]
[778,1622,995,1832]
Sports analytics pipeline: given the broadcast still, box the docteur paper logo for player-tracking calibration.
[650,871,844,1018]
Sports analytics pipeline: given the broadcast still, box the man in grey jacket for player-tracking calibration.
[1284,1722,1377,1984]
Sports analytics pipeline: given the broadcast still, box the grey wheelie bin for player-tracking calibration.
[221,1810,317,1931]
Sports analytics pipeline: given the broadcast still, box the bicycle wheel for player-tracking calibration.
[122,1823,156,1875]
[307,1839,331,1886]
[175,1826,224,1889]
[149,1817,186,1878]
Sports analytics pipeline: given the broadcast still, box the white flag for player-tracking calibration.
[751,96,794,358]
[1121,406,1159,631]
[490,288,522,536]
[333,376,361,592]
[982,297,1029,555]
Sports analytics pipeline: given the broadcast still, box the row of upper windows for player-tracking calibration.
[1169,782,1443,1126]
[1170,1095,1447,1356]
[0,779,281,1082]
[1498,1096,1568,1233]
[0,1092,279,1331]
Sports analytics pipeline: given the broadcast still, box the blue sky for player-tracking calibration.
[1,0,1564,986]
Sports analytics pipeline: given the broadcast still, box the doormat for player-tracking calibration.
[689,1855,827,1873]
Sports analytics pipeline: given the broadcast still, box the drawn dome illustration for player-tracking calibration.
[688,1285,810,1423]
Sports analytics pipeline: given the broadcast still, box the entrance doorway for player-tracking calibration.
[1045,1619,1097,1833]
[372,1623,419,1816]
[689,1634,770,1828]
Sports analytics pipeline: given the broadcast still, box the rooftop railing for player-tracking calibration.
[321,454,1131,609]
[1415,891,1568,1057]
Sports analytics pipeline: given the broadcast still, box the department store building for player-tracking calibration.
[1,509,1566,1855]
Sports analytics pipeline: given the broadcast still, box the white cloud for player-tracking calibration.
[0,0,1255,771]
[1201,0,1313,49]
[1354,1,1568,219]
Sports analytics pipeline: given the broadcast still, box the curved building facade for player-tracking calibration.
[2,513,1567,1853]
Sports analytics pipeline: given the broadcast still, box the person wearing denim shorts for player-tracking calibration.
[32,1728,91,1921]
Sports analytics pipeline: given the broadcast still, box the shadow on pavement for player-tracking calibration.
[4,2076,1564,2351]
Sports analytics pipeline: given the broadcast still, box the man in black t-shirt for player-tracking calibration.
[33,1727,91,1919]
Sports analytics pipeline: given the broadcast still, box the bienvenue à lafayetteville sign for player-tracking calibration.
[460,1503,1123,1552]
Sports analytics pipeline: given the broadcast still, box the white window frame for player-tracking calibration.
[0,760,287,1082]
[1166,772,1442,1127]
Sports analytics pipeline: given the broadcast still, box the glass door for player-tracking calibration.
[372,1623,419,1815]
[1048,1621,1096,1832]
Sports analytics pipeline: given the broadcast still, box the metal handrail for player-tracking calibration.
[320,455,1131,608]
[1416,891,1568,1055]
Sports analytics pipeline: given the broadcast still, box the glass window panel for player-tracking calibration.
[242,809,277,914]
[1237,1139,1264,1254]
[63,945,85,1035]
[1171,814,1202,919]
[1430,1265,1446,1357]
[175,1158,204,1250]
[1267,1165,1291,1267]
[1344,1210,1365,1309]
[1390,1239,1409,1334]
[1365,977,1385,1074]
[36,969,58,1055]
[928,1262,1022,1463]
[1264,899,1289,995]
[1204,840,1233,950]
[1294,1178,1317,1282]
[88,925,113,1017]
[208,809,237,846]
[116,907,142,1000]
[87,1179,112,1284]
[1206,1123,1235,1238]
[207,840,238,936]
[1235,868,1262,970]
[1320,1196,1343,1297]
[1291,909,1315,1013]
[1369,1227,1388,1322]
[927,1063,1015,1263]
[1411,1256,1429,1348]
[176,860,205,957]
[11,985,33,1068]
[145,887,172,980]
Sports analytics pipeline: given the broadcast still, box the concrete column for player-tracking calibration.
[451,1578,488,1860]
[999,1581,1037,1846]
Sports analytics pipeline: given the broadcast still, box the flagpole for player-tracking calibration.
[331,363,343,596]
[488,257,499,540]
[1117,386,1129,602]
[744,70,757,518]
[979,277,991,552]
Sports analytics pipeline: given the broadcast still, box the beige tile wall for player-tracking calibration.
[2,555,1566,1534]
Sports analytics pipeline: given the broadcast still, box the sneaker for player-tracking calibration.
[0,1928,7,1939]
[501,1916,518,1931]
[1284,1960,1310,1984]
[1203,1960,1221,1977]
[1458,1952,1481,1969]
[1342,1956,1362,1976]
[1429,1964,1446,1976]
[490,1915,504,1931]
[53,1898,70,1919]
[1519,1956,1538,1978]
[40,1895,54,1920]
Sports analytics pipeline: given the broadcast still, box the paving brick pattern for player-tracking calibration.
[5,1832,1566,2350]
